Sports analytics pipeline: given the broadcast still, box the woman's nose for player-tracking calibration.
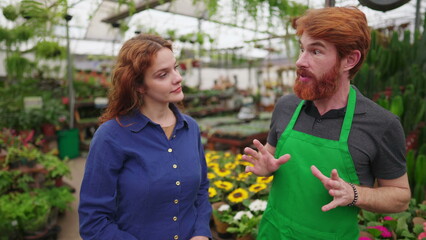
[173,70,183,84]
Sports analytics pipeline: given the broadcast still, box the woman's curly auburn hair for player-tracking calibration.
[99,34,172,124]
[295,6,371,79]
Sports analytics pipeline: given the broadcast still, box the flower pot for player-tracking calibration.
[57,128,80,159]
[236,234,255,240]
[212,201,232,238]
[41,123,56,137]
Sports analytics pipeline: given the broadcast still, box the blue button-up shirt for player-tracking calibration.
[79,104,212,240]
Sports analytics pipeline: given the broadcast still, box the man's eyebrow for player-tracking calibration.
[298,40,327,49]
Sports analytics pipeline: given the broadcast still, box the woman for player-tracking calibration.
[78,34,212,240]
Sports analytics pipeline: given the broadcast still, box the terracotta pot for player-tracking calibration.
[211,202,230,234]
[236,234,255,240]
[41,124,56,137]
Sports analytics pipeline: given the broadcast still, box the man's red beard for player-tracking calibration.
[293,62,341,101]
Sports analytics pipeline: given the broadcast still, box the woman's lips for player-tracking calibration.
[171,87,182,93]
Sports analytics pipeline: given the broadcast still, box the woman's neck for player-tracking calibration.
[140,104,175,127]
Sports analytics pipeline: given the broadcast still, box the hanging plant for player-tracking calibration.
[0,26,11,43]
[11,25,34,42]
[35,41,65,59]
[2,4,19,21]
[5,53,33,81]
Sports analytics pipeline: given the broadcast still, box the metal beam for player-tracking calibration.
[102,0,173,24]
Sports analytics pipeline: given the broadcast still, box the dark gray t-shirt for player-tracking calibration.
[267,87,406,187]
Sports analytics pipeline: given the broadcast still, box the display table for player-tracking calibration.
[205,131,268,154]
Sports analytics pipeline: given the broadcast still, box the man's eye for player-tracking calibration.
[313,49,321,55]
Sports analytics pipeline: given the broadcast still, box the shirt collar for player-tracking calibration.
[301,85,367,119]
[118,104,189,133]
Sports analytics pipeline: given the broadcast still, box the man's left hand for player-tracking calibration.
[311,165,355,211]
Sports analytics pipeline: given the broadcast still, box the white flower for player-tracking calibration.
[218,204,231,212]
[249,199,267,212]
[233,211,253,221]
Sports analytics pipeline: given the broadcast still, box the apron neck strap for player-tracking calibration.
[286,86,357,142]
[339,86,356,142]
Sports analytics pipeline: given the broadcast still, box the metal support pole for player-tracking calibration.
[414,0,422,33]
[197,18,202,90]
[325,0,335,7]
[65,14,74,129]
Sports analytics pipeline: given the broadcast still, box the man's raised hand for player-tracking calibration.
[242,139,290,176]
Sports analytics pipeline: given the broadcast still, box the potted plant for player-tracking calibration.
[225,210,261,240]
[212,202,233,238]
[358,199,426,239]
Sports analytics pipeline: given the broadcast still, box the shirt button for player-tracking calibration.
[316,118,322,123]
[173,135,176,138]
[174,235,179,240]
[173,164,178,169]
[173,216,177,221]
[174,199,179,204]
[176,181,180,186]
[168,148,173,153]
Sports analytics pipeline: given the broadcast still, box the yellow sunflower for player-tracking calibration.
[256,176,274,184]
[237,160,254,167]
[208,187,217,198]
[224,162,237,170]
[234,153,242,161]
[207,162,219,170]
[227,188,249,203]
[214,168,232,177]
[249,183,267,193]
[236,172,252,181]
[207,172,216,179]
[213,180,234,191]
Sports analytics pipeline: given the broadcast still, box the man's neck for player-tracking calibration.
[313,81,351,116]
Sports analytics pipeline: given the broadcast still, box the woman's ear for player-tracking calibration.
[343,50,361,71]
[137,84,147,94]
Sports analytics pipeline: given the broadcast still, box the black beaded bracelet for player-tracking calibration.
[347,183,358,207]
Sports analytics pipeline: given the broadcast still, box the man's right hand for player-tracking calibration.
[242,139,291,176]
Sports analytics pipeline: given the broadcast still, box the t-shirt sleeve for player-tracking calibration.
[372,116,407,179]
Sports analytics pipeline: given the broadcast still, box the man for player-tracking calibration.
[242,7,411,240]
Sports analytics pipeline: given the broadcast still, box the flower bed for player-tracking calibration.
[206,150,272,238]
[206,150,426,240]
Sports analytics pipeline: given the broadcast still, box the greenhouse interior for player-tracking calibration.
[0,0,425,239]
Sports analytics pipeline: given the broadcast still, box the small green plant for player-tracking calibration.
[358,199,426,239]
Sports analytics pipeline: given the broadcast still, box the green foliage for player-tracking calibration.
[2,4,19,21]
[5,52,34,81]
[226,213,261,237]
[0,139,74,238]
[0,79,68,131]
[0,188,74,235]
[358,199,426,240]
[35,41,66,59]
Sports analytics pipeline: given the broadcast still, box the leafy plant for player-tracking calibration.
[226,210,261,238]
[358,199,426,239]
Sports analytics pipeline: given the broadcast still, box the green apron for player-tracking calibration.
[257,87,360,240]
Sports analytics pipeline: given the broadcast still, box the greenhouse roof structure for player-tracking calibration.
[0,0,424,58]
